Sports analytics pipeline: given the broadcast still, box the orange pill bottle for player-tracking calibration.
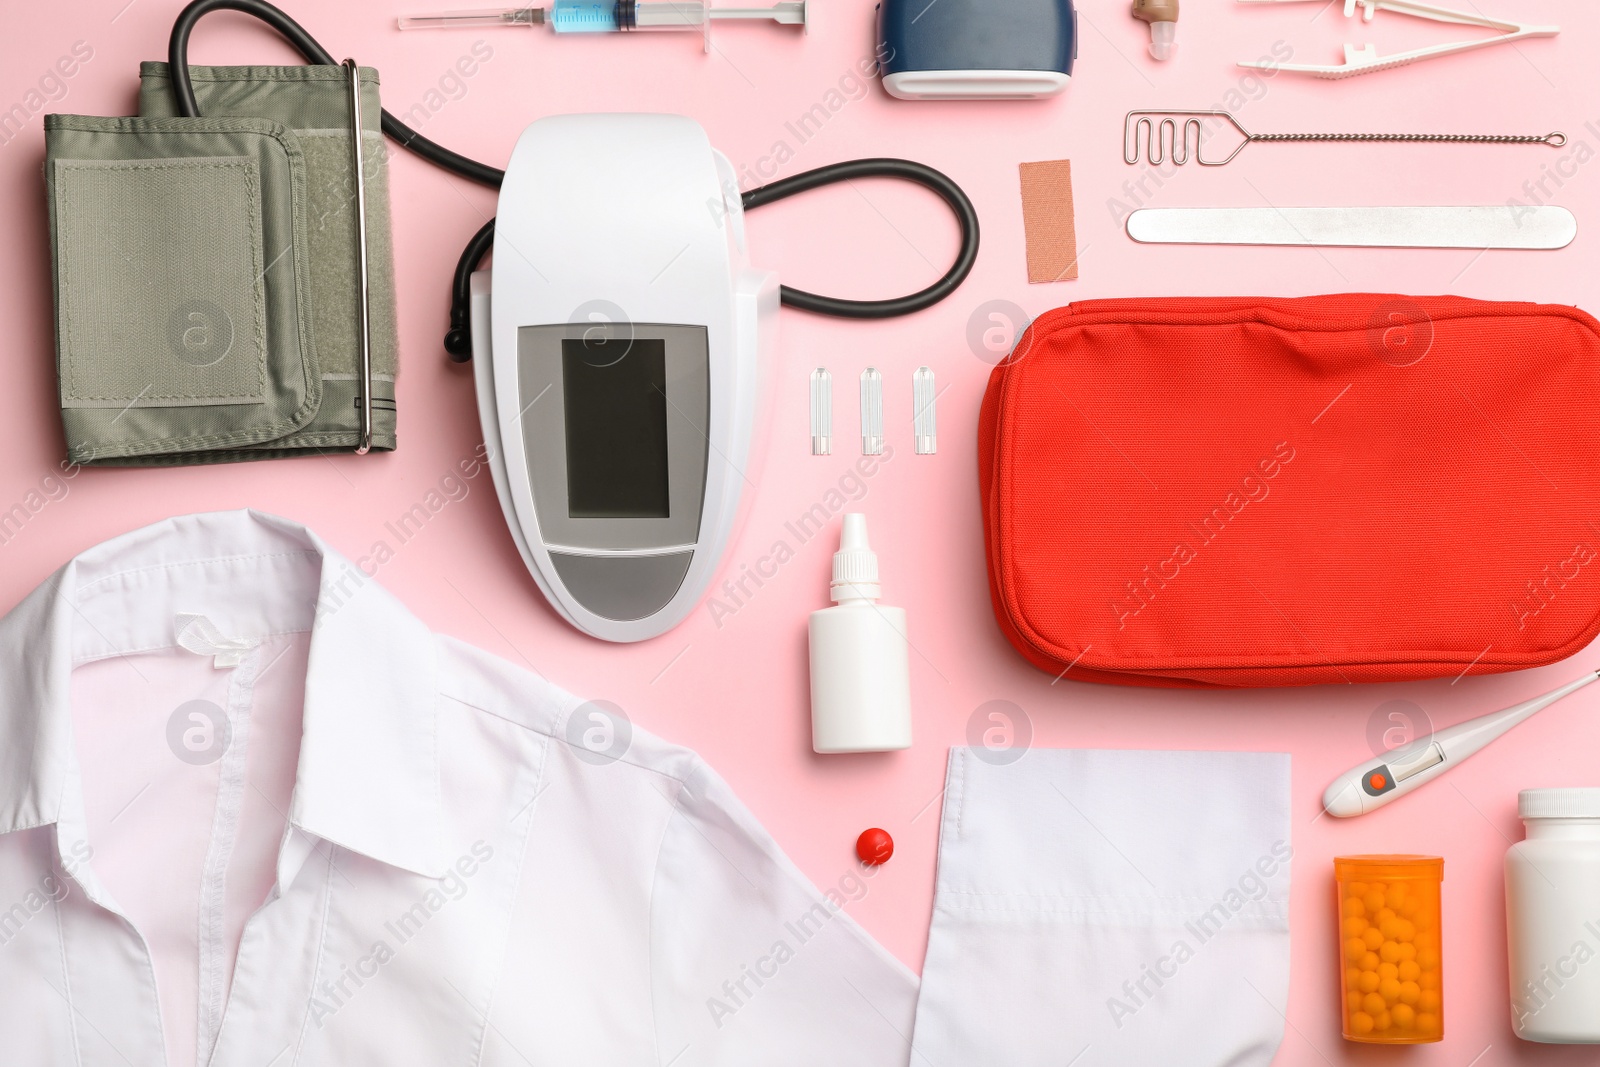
[1334,855,1444,1043]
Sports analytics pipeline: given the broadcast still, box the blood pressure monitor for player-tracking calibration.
[472,114,778,642]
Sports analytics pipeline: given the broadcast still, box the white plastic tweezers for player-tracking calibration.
[1237,0,1559,79]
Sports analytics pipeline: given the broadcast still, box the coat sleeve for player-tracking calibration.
[648,758,919,1067]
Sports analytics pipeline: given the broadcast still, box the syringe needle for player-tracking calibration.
[397,6,546,29]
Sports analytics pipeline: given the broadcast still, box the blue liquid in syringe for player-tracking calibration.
[550,0,621,32]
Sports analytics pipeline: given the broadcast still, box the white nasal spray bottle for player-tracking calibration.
[809,514,913,753]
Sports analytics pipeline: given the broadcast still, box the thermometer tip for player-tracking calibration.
[1322,777,1365,819]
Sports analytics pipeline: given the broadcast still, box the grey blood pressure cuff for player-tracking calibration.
[43,64,397,465]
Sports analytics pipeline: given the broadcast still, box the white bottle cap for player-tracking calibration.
[1148,20,1176,60]
[830,513,881,602]
[1519,788,1600,819]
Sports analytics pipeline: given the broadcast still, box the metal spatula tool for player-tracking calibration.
[1126,206,1577,250]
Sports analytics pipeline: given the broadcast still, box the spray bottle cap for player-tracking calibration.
[830,513,881,602]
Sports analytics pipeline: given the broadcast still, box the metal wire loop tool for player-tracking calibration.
[1124,109,1566,168]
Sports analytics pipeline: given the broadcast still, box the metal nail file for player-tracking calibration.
[1125,206,1577,250]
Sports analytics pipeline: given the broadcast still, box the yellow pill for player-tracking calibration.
[1379,941,1401,963]
[1398,980,1420,1006]
[1391,1003,1415,1029]
[1346,967,1363,991]
[1374,1010,1392,1032]
[1375,907,1397,926]
[1345,938,1367,962]
[1417,948,1440,970]
[1414,931,1438,952]
[1362,992,1387,1016]
[1369,882,1387,895]
[1398,898,1420,919]
[1347,881,1370,899]
[1358,970,1381,994]
[1379,978,1402,1003]
[1394,919,1415,942]
[1379,918,1402,940]
[1398,960,1420,982]
[1363,890,1386,913]
[1378,962,1399,983]
[1345,916,1369,938]
[1415,1012,1438,1034]
[1397,942,1417,963]
[1361,952,1381,972]
[1343,897,1365,919]
[1363,928,1386,950]
[1386,886,1407,909]
[1350,1011,1375,1035]
[1419,990,1440,1013]
[1420,971,1440,991]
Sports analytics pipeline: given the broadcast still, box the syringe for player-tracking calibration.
[399,1,808,52]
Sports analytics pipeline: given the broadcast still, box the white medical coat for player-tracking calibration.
[0,511,919,1067]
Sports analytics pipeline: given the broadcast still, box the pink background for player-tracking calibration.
[3,1,1598,1062]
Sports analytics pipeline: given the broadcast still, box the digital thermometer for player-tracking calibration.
[1322,671,1599,817]
[472,114,777,642]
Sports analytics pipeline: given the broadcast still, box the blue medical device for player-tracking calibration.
[876,0,1077,100]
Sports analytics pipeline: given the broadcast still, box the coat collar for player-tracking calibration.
[0,510,448,878]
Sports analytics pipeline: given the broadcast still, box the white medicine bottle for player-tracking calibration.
[808,514,913,753]
[1506,788,1600,1043]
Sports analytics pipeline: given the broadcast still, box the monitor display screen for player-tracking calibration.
[561,338,671,518]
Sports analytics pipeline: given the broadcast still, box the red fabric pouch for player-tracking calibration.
[979,294,1600,688]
